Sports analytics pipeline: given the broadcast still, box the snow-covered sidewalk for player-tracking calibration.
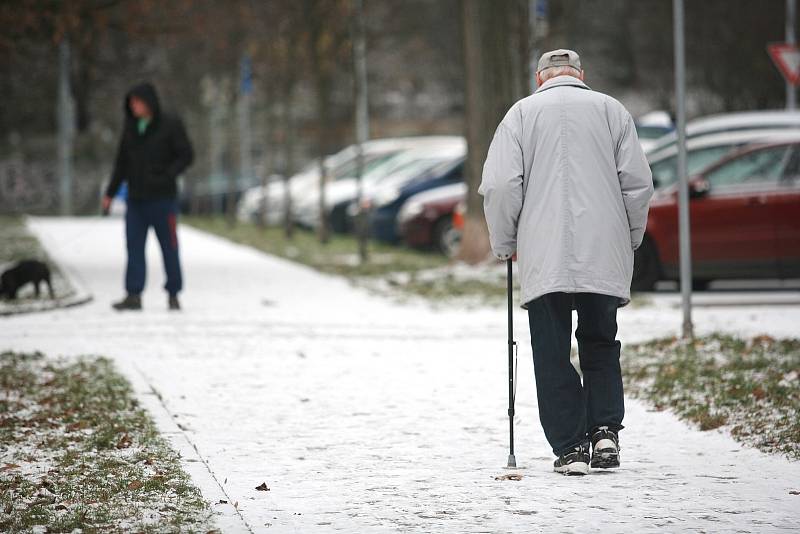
[3,217,799,533]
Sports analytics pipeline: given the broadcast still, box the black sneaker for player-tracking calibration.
[112,294,142,311]
[168,295,180,311]
[590,426,620,469]
[553,443,590,476]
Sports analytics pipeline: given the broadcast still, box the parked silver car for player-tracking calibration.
[236,137,461,225]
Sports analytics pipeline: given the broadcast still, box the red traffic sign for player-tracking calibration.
[768,43,800,86]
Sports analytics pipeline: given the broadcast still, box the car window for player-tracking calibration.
[781,147,800,182]
[636,125,671,140]
[331,152,397,180]
[376,156,455,187]
[705,147,789,187]
[650,144,738,188]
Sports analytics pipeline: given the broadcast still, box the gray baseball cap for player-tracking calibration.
[537,49,581,73]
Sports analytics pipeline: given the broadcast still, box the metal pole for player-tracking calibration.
[529,0,537,92]
[353,0,370,263]
[506,259,517,468]
[788,0,797,110]
[674,0,693,339]
[57,39,74,216]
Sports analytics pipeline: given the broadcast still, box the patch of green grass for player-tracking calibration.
[382,271,509,304]
[0,216,43,263]
[623,334,800,458]
[0,351,216,532]
[185,216,447,278]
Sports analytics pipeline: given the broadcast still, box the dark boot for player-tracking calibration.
[112,294,142,311]
[553,443,590,476]
[590,426,620,469]
[168,294,180,311]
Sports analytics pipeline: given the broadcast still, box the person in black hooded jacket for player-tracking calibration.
[103,82,194,311]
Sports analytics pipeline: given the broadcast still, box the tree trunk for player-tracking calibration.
[313,74,332,244]
[307,1,333,244]
[458,0,521,264]
[281,34,299,239]
[258,80,276,229]
[352,0,370,264]
[281,88,296,239]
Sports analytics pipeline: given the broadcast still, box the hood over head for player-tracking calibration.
[125,82,161,123]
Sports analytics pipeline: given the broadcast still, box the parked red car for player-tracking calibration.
[397,183,466,256]
[633,141,800,290]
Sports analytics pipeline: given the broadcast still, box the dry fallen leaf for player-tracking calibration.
[116,433,132,449]
[494,474,523,481]
[255,482,270,491]
[66,421,86,432]
[128,480,143,490]
[1,463,20,472]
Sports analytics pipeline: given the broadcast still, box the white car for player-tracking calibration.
[636,110,674,153]
[293,137,466,231]
[237,136,461,225]
[646,110,800,156]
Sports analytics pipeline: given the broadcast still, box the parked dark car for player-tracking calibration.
[366,158,464,243]
[397,183,466,256]
[633,141,800,290]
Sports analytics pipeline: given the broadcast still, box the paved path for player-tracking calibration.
[3,217,799,533]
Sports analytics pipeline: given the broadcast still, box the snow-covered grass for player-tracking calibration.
[623,334,800,459]
[0,351,215,532]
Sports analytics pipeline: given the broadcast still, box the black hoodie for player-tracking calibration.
[106,83,194,201]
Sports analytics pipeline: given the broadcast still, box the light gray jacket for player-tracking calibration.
[479,76,653,307]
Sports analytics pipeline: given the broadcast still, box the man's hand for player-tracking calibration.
[101,195,112,216]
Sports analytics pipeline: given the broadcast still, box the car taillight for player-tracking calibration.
[453,201,466,230]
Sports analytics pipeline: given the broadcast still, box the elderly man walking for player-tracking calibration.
[479,50,653,475]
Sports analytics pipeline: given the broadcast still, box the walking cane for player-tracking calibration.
[506,258,517,468]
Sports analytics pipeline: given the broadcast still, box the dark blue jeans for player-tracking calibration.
[527,292,624,456]
[125,198,182,296]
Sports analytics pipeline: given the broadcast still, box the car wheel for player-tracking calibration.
[434,217,461,258]
[632,237,660,292]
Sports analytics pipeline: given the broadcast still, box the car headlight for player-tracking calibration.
[398,200,424,224]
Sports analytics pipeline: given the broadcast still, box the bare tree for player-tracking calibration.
[305,0,351,244]
[459,0,525,263]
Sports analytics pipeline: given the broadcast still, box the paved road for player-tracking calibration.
[3,217,799,533]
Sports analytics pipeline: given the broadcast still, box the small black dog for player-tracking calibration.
[0,260,54,300]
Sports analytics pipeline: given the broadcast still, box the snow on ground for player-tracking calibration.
[2,216,799,533]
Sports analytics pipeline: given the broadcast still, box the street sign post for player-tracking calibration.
[674,0,693,340]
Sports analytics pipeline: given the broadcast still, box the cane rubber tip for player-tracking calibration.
[507,454,517,468]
